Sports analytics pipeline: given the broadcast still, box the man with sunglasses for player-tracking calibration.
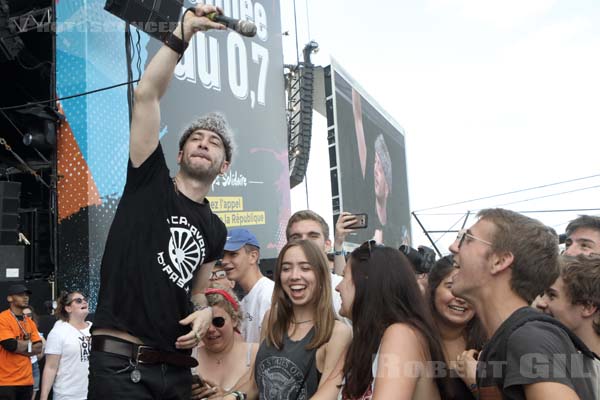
[450,208,597,400]
[0,284,43,400]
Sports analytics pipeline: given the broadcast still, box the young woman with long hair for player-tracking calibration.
[224,239,352,400]
[427,256,486,400]
[313,241,449,400]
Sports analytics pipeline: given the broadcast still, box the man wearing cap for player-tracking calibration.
[0,284,43,400]
[89,5,232,400]
[221,228,274,343]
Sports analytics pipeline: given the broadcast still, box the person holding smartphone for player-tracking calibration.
[191,286,258,399]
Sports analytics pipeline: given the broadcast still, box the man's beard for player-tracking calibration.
[180,157,221,183]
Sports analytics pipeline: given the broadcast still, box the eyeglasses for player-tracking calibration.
[210,270,227,280]
[68,297,88,305]
[212,317,225,328]
[456,229,492,249]
[23,313,32,317]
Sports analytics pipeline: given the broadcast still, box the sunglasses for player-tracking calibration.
[210,270,227,280]
[356,239,384,260]
[456,229,492,249]
[68,297,88,305]
[212,317,225,328]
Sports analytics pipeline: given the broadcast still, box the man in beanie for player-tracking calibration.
[0,284,42,400]
[89,5,233,399]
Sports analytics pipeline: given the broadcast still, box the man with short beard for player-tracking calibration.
[0,284,43,400]
[89,5,232,399]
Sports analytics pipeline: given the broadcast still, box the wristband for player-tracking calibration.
[230,391,247,400]
[333,249,345,256]
[163,32,188,55]
[469,383,478,393]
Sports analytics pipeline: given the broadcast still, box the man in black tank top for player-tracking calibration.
[88,5,232,400]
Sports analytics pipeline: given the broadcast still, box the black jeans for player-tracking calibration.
[0,386,33,400]
[88,350,192,400]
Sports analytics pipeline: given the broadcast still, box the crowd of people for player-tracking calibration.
[1,5,599,400]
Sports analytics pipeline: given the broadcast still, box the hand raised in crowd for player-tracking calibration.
[334,212,358,250]
[175,307,213,349]
[456,349,479,389]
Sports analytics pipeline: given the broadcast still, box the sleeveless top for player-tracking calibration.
[255,327,321,400]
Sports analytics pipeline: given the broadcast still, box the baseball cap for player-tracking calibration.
[7,284,32,296]
[224,228,260,251]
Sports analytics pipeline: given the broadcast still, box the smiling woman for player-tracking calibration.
[222,240,352,400]
[39,291,92,400]
[427,256,486,400]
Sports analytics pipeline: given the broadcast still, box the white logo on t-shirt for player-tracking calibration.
[157,216,206,290]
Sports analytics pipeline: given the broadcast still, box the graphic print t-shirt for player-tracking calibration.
[44,320,92,399]
[94,145,227,352]
[240,277,274,343]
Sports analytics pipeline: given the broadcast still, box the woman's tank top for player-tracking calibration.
[255,327,321,400]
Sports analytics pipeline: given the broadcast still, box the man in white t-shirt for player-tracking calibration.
[285,210,347,322]
[221,228,274,343]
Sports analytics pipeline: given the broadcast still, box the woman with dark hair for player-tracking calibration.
[224,239,352,400]
[313,241,448,400]
[39,291,91,400]
[427,256,486,400]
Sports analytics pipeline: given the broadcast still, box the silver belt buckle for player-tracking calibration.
[135,345,153,364]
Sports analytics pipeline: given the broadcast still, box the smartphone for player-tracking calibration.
[348,213,368,229]
[191,374,205,386]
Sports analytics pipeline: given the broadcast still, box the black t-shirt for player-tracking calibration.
[477,307,597,400]
[93,145,226,352]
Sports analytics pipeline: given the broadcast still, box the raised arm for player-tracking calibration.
[351,88,367,179]
[333,212,358,276]
[130,5,225,167]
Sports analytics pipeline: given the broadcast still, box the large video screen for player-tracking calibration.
[332,62,411,248]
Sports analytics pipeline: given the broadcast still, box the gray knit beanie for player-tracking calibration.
[179,112,234,162]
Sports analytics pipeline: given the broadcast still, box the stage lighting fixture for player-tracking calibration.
[23,132,44,147]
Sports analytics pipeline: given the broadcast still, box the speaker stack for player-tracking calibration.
[0,181,24,281]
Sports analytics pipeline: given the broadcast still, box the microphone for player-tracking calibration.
[206,12,257,37]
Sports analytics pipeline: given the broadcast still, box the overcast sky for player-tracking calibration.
[281,0,600,254]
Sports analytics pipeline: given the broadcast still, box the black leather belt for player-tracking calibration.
[91,335,198,369]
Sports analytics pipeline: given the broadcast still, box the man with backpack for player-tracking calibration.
[450,208,597,399]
